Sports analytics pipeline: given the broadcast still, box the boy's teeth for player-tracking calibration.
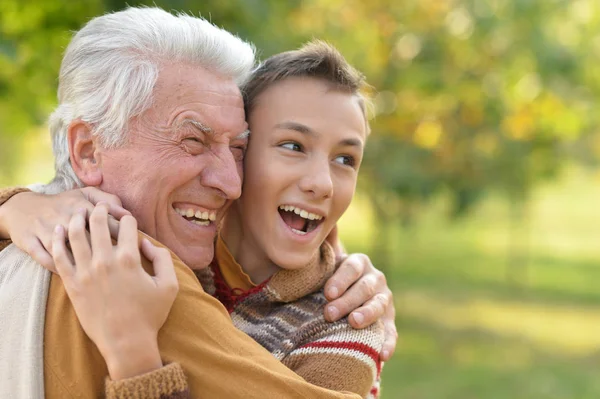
[291,228,307,235]
[278,205,323,221]
[192,220,210,226]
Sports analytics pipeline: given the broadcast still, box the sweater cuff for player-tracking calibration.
[105,362,189,399]
[0,186,31,206]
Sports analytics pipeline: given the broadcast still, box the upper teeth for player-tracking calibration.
[278,205,323,221]
[174,207,217,222]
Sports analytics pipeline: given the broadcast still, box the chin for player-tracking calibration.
[272,251,315,271]
[179,245,215,270]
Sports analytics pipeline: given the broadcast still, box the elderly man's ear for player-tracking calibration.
[68,120,103,186]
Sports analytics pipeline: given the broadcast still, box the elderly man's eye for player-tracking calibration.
[185,137,203,144]
[182,137,206,154]
[231,145,246,161]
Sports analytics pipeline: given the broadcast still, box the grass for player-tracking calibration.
[339,167,600,399]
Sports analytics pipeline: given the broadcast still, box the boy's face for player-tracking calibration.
[237,76,367,270]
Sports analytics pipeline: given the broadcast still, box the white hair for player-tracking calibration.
[46,6,256,193]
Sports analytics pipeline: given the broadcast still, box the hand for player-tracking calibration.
[323,253,397,362]
[0,187,130,272]
[51,204,178,380]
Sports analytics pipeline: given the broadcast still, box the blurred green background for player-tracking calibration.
[1,0,600,398]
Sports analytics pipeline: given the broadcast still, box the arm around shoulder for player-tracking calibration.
[155,251,363,399]
[0,186,31,248]
[282,318,385,398]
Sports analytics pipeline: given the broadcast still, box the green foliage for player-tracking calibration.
[1,0,598,213]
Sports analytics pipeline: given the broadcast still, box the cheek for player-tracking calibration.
[332,176,358,217]
[242,149,271,189]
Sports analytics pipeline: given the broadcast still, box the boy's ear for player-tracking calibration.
[68,120,103,186]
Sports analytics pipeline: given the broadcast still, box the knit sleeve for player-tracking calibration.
[0,186,31,252]
[282,319,385,399]
[105,362,189,399]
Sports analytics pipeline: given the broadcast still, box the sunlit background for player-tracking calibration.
[2,1,600,398]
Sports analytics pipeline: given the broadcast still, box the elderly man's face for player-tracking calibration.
[98,63,248,269]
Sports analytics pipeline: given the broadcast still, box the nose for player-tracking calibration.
[298,156,333,199]
[201,145,243,200]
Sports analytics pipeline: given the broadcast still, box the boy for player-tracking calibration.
[195,41,384,397]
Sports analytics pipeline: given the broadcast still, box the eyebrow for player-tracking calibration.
[180,118,213,134]
[179,119,250,140]
[235,129,251,140]
[274,121,363,149]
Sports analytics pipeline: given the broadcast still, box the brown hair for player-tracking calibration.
[242,40,372,134]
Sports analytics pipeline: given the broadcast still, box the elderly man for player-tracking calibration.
[0,7,396,399]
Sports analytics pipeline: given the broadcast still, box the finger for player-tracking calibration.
[324,254,367,301]
[89,203,113,256]
[82,187,131,219]
[325,270,380,322]
[107,216,120,240]
[52,225,75,278]
[348,289,392,328]
[39,220,77,262]
[117,215,141,266]
[380,305,398,361]
[141,239,177,291]
[68,208,92,266]
[23,237,57,273]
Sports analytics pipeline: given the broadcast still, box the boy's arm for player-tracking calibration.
[105,362,189,399]
[283,319,385,398]
[0,186,30,251]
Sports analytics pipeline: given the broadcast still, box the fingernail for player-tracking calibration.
[352,312,364,326]
[382,350,390,360]
[328,305,339,320]
[328,286,339,299]
[54,225,62,234]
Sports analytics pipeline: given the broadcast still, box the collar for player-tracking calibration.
[214,234,337,303]
[215,234,256,292]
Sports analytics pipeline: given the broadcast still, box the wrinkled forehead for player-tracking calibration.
[144,63,247,136]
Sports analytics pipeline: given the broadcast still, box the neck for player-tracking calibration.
[220,204,280,284]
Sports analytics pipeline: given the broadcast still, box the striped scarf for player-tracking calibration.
[196,243,384,398]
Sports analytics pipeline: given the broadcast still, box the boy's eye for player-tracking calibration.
[334,155,355,167]
[280,142,303,152]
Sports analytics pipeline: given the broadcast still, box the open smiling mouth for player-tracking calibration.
[278,205,324,236]
[175,207,216,227]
